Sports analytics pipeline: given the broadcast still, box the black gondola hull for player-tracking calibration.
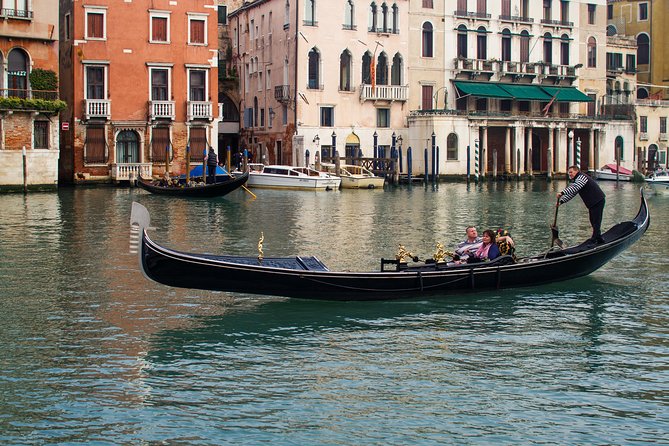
[136,172,249,197]
[134,190,649,301]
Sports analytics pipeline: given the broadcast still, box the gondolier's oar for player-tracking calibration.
[551,199,565,249]
[242,185,256,199]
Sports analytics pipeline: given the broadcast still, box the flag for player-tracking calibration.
[542,92,558,116]
[370,62,376,93]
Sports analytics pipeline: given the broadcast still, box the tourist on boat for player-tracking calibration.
[206,147,218,184]
[467,230,501,263]
[453,226,482,262]
[557,165,606,245]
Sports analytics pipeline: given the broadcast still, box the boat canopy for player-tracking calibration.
[603,163,633,175]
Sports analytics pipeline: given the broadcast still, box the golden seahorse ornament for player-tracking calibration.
[257,232,264,262]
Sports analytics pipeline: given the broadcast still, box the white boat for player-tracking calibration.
[595,163,632,181]
[246,164,341,191]
[645,170,669,194]
[320,163,385,189]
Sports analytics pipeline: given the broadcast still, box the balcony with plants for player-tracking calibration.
[0,69,66,114]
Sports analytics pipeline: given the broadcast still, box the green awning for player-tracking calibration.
[540,86,593,102]
[454,82,513,99]
[498,84,553,101]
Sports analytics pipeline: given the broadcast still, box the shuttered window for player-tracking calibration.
[87,12,104,39]
[190,19,205,44]
[189,127,207,161]
[34,121,48,149]
[85,126,107,164]
[152,17,168,42]
[151,127,171,162]
[421,85,433,110]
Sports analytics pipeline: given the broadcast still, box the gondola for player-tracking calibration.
[129,190,649,301]
[136,171,249,197]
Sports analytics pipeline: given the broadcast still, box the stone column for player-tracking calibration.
[481,125,488,176]
[589,129,595,172]
[504,127,511,175]
[548,126,554,176]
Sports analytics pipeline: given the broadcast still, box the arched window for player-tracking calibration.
[392,3,399,33]
[339,50,352,91]
[344,0,354,28]
[587,36,597,67]
[520,30,530,63]
[116,130,139,164]
[637,34,649,65]
[7,48,28,98]
[308,47,320,89]
[362,51,372,84]
[457,24,468,58]
[369,2,377,32]
[447,133,458,160]
[477,26,487,59]
[501,28,511,61]
[637,87,649,100]
[376,52,388,85]
[381,2,388,32]
[422,22,433,57]
[615,136,624,161]
[391,53,402,85]
[560,34,570,65]
[543,32,553,64]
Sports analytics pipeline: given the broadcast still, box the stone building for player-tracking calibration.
[0,2,61,190]
[59,0,221,184]
[407,0,634,178]
[229,0,409,167]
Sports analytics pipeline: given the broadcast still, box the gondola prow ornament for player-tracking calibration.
[257,232,264,263]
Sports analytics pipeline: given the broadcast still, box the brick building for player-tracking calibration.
[59,0,220,184]
[0,2,60,190]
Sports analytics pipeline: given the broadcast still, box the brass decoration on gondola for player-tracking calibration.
[432,242,455,263]
[257,232,264,262]
[395,244,418,263]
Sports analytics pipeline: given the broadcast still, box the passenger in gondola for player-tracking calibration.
[453,226,483,262]
[557,165,606,245]
[206,147,218,184]
[467,230,501,263]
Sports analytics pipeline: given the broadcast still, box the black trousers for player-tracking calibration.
[588,198,605,240]
[207,164,217,184]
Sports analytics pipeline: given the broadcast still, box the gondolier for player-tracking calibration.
[557,165,606,244]
[207,147,218,184]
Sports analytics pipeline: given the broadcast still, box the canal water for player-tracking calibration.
[0,181,667,444]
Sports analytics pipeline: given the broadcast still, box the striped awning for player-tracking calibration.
[540,86,594,102]
[454,82,513,99]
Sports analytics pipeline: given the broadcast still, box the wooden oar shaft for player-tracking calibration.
[242,185,256,199]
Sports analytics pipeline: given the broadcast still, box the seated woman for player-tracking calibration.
[468,229,501,263]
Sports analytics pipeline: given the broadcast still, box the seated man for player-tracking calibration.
[453,226,483,262]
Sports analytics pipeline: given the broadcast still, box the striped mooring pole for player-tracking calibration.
[474,139,480,182]
[575,137,581,170]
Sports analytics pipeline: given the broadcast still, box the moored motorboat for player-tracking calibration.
[645,170,669,194]
[246,163,341,191]
[136,171,249,197]
[129,190,649,301]
[321,163,385,189]
[595,163,632,181]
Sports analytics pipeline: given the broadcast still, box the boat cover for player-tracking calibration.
[603,164,632,175]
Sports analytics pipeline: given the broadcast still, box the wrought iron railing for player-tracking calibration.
[0,88,59,100]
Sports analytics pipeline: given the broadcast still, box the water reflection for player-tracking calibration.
[0,182,667,444]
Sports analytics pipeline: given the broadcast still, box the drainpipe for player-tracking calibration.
[294,0,299,162]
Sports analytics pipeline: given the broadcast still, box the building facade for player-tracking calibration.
[607,0,669,172]
[407,0,634,178]
[59,0,220,184]
[230,0,409,168]
[0,2,61,190]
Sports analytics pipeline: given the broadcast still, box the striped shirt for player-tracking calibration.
[559,172,605,208]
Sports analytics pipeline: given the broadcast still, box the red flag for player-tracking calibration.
[542,92,558,116]
[370,62,376,93]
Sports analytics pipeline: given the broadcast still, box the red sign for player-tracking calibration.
[61,122,69,131]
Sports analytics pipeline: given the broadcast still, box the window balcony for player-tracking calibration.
[540,18,573,27]
[275,85,291,103]
[359,84,408,102]
[639,132,648,141]
[454,10,491,20]
[111,163,152,181]
[187,101,212,121]
[659,133,668,141]
[84,99,111,120]
[499,15,533,24]
[0,8,33,19]
[149,101,175,120]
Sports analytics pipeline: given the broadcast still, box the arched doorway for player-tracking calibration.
[345,133,360,162]
[116,130,139,163]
